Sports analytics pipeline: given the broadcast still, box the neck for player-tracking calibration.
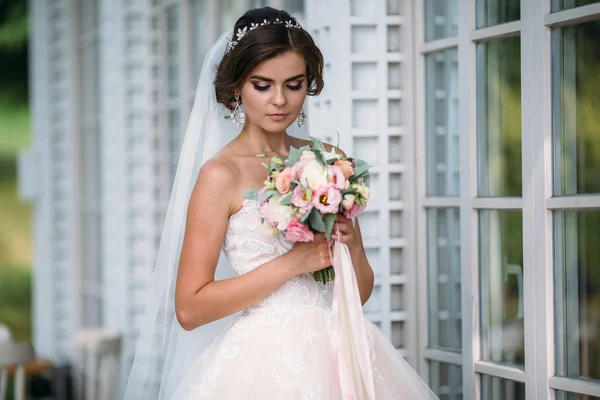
[238,122,293,156]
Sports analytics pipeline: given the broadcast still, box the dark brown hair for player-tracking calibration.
[214,7,324,110]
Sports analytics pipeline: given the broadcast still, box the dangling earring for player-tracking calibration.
[228,93,245,127]
[297,107,306,127]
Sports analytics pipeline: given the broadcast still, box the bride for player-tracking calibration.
[124,6,438,400]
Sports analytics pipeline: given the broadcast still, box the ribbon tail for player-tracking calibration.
[330,240,376,400]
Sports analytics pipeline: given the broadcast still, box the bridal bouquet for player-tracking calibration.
[243,136,371,283]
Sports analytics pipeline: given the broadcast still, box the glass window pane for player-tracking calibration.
[425,0,458,41]
[427,208,462,351]
[429,361,463,399]
[552,0,600,11]
[556,391,600,400]
[477,37,522,197]
[480,375,525,400]
[426,48,459,196]
[555,210,600,381]
[476,0,521,28]
[479,211,524,366]
[552,21,600,196]
[167,5,180,99]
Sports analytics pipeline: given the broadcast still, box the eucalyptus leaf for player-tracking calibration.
[286,146,302,167]
[310,136,326,151]
[314,149,326,166]
[242,188,260,200]
[323,213,336,240]
[279,193,293,206]
[308,208,326,232]
[259,189,278,204]
[300,208,312,223]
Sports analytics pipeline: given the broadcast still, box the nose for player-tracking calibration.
[271,87,287,107]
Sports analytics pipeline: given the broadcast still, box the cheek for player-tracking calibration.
[241,91,267,113]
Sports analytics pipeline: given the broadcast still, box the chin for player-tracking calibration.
[261,119,294,132]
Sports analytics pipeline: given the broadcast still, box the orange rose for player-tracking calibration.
[335,160,354,179]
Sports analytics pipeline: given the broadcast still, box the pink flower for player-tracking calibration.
[312,184,342,214]
[343,203,364,219]
[290,160,307,180]
[285,219,315,242]
[275,167,293,194]
[292,185,310,208]
[335,160,354,179]
[329,165,347,190]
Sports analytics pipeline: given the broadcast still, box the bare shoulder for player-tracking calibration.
[191,154,240,216]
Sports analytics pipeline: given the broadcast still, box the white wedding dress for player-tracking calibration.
[172,198,438,399]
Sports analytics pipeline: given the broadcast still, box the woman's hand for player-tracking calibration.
[286,233,332,275]
[330,214,359,247]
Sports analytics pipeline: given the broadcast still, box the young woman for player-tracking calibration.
[125,7,438,399]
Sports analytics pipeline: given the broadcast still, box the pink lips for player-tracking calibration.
[267,113,289,121]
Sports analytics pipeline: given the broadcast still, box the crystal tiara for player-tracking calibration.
[225,18,303,54]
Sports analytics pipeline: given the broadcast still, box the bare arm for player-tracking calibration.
[175,159,332,331]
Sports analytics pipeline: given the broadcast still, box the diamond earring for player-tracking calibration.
[228,93,245,127]
[297,107,306,127]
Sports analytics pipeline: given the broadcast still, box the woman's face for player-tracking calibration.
[238,51,308,133]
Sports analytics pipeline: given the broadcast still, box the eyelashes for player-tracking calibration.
[252,83,304,92]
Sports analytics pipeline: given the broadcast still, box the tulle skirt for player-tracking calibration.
[172,306,438,399]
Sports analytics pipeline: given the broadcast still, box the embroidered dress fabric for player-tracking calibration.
[171,199,438,399]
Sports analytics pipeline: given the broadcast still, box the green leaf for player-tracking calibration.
[286,146,302,167]
[352,162,370,177]
[323,213,336,240]
[256,153,269,158]
[259,189,278,204]
[314,148,327,166]
[309,136,326,151]
[279,193,293,206]
[308,208,326,232]
[262,162,270,171]
[300,209,312,223]
[242,188,260,200]
[341,188,358,196]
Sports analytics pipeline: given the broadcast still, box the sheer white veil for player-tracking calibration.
[123,31,309,399]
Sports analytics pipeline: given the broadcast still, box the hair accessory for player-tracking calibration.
[226,18,303,54]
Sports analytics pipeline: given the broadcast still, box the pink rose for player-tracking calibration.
[291,160,307,180]
[312,184,342,214]
[329,165,347,190]
[275,167,293,194]
[285,219,315,242]
[334,160,354,179]
[343,203,364,219]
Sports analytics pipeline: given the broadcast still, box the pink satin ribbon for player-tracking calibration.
[329,238,376,400]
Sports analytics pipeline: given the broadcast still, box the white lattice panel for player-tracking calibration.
[306,0,416,364]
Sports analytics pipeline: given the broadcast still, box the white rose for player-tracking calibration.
[300,159,328,190]
[342,194,355,210]
[322,150,339,161]
[356,185,370,200]
[265,195,295,230]
[300,151,316,162]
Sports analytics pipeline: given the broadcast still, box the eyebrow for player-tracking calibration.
[249,74,306,83]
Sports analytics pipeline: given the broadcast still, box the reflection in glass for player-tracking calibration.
[552,0,600,11]
[167,5,179,99]
[477,37,522,197]
[552,21,600,195]
[476,0,520,28]
[556,391,600,400]
[424,0,458,41]
[479,211,524,366]
[427,208,461,351]
[429,361,463,399]
[480,375,525,400]
[425,48,459,196]
[555,210,600,381]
